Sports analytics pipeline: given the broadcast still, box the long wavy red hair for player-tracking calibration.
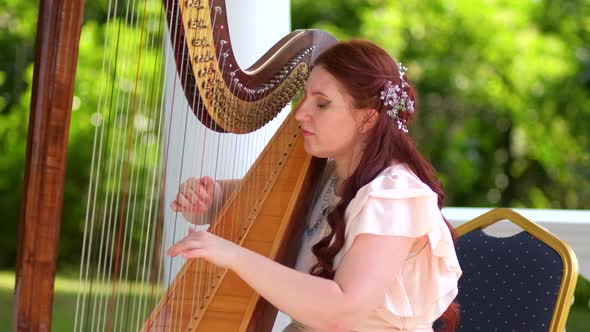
[308,40,460,332]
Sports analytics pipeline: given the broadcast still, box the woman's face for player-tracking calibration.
[295,66,368,160]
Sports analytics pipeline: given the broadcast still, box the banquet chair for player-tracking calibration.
[453,208,578,332]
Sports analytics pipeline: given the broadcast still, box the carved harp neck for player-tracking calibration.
[169,0,335,133]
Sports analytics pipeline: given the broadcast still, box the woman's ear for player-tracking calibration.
[359,108,379,134]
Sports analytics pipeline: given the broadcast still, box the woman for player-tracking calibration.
[169,40,462,332]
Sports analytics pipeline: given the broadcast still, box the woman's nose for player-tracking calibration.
[294,101,310,122]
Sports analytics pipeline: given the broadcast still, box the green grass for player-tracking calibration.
[2,271,590,331]
[1,271,162,331]
[567,306,590,332]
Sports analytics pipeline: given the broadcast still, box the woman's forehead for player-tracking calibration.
[305,67,349,99]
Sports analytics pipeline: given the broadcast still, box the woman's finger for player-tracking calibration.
[170,200,183,212]
[167,237,203,256]
[182,248,205,259]
[186,177,200,188]
[195,185,212,205]
[173,177,218,215]
[179,177,198,196]
[199,176,215,193]
[195,201,208,213]
[175,192,192,209]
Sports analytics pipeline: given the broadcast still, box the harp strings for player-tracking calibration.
[129,0,168,329]
[170,0,212,324]
[160,0,197,328]
[75,0,299,330]
[75,0,170,330]
[163,1,283,325]
[153,0,240,327]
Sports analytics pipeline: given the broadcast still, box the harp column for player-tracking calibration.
[161,0,292,282]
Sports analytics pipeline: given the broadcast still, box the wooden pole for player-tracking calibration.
[13,0,85,330]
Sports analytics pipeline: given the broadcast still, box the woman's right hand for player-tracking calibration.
[171,176,218,224]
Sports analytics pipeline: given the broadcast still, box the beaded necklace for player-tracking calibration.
[306,175,338,237]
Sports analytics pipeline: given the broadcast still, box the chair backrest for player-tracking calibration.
[454,208,578,332]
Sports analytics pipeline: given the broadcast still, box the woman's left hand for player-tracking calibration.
[166,228,241,269]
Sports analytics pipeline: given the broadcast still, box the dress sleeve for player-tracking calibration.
[334,166,462,319]
[342,166,443,243]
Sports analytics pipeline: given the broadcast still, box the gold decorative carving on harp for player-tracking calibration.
[14,0,335,331]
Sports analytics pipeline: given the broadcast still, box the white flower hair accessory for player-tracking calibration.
[379,64,414,132]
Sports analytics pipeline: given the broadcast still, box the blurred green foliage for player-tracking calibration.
[0,0,588,272]
[0,0,166,271]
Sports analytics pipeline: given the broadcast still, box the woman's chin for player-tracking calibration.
[303,147,328,159]
[303,142,334,159]
[303,145,319,157]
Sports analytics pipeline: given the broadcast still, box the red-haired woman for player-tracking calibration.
[169,40,462,332]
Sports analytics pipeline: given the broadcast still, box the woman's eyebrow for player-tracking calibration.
[302,88,330,99]
[309,90,328,97]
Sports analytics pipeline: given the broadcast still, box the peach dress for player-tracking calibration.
[283,164,462,332]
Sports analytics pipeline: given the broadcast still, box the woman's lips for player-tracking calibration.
[301,129,314,136]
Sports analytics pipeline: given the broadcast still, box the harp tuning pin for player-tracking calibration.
[220,40,227,45]
[216,24,224,30]
[214,6,222,13]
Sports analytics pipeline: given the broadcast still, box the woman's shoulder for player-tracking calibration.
[361,163,435,199]
[344,163,438,225]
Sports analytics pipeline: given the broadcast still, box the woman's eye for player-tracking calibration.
[317,103,329,109]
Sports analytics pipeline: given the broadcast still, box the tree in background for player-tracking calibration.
[0,0,165,271]
[0,0,40,268]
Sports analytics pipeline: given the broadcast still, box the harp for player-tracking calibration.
[14,0,335,331]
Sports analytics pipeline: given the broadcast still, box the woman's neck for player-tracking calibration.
[332,150,363,195]
[333,160,353,181]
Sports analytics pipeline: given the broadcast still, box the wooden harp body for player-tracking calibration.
[14,0,335,331]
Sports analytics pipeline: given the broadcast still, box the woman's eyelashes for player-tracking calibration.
[316,100,331,109]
